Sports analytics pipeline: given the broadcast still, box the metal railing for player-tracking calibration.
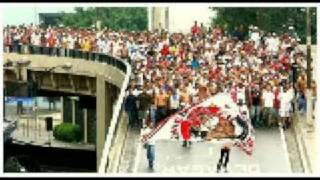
[4,44,132,173]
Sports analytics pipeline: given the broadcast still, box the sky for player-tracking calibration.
[3,6,75,25]
[2,4,215,32]
[169,6,216,33]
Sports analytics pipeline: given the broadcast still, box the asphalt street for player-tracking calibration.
[135,127,291,174]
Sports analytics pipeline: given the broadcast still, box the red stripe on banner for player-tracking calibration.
[140,103,199,143]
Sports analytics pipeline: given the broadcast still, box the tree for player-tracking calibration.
[60,7,148,31]
[210,7,316,44]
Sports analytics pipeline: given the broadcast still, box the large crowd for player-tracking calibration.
[3,21,317,131]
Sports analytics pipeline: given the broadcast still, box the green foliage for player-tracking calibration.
[60,7,148,31]
[4,157,21,172]
[210,7,316,44]
[53,123,82,143]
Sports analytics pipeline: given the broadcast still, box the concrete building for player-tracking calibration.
[38,13,63,27]
[149,6,216,33]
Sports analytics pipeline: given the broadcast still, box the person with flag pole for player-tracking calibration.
[216,142,233,173]
[180,118,192,147]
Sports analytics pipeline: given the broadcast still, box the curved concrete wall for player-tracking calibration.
[3,53,125,90]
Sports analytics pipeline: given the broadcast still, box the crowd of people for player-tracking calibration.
[3,22,317,132]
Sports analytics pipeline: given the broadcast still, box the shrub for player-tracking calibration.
[53,123,82,143]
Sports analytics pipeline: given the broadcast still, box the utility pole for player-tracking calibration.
[96,7,102,31]
[306,7,313,128]
[148,7,152,31]
[34,97,38,141]
[165,7,169,32]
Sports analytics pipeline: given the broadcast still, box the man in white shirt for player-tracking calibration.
[279,85,293,130]
[97,37,105,53]
[67,35,76,57]
[238,99,250,122]
[31,31,41,54]
[270,33,280,54]
[142,123,156,169]
[250,27,260,49]
[236,83,247,104]
[261,85,276,127]
[169,89,181,115]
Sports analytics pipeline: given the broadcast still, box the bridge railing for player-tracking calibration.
[4,44,132,173]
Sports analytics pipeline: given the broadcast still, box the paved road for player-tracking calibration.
[135,127,291,174]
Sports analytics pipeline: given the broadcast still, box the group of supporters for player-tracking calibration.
[3,22,316,131]
[123,21,316,131]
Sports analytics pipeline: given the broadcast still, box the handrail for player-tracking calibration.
[4,45,132,172]
[98,57,131,173]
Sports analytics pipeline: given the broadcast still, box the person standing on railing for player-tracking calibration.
[31,30,41,54]
[61,33,69,57]
[4,27,12,53]
[124,88,138,128]
[56,31,64,57]
[67,34,75,58]
[40,32,47,55]
[47,33,57,56]
[12,29,21,53]
[21,29,30,54]
[81,37,91,60]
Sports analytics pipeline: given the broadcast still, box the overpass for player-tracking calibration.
[3,48,132,172]
[4,118,17,143]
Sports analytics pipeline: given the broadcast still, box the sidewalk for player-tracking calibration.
[293,112,317,173]
[11,112,95,151]
[118,126,141,173]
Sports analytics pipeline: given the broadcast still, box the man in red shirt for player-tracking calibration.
[47,33,57,56]
[4,29,12,52]
[180,119,192,147]
[191,21,201,36]
[161,44,170,57]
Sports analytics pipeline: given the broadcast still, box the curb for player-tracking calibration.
[106,112,129,173]
[292,113,311,173]
[278,124,292,173]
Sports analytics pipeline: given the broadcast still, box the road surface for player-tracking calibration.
[134,127,291,174]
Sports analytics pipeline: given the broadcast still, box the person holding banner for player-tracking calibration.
[217,143,232,173]
[180,119,192,147]
[143,123,156,170]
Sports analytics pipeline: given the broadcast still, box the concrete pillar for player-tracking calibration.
[83,108,88,143]
[148,7,152,31]
[106,84,112,124]
[60,97,64,122]
[96,75,107,169]
[72,98,76,125]
[165,7,169,31]
[306,90,313,127]
[153,7,163,31]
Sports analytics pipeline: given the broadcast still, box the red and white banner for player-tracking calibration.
[141,93,255,155]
